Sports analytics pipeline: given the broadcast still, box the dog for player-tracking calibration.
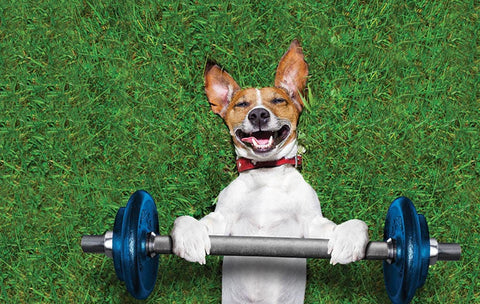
[171,40,369,304]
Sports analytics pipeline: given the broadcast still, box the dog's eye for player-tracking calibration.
[235,101,250,108]
[271,98,286,105]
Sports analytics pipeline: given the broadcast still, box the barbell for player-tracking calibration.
[81,190,461,303]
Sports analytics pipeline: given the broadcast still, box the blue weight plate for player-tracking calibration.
[112,190,159,299]
[383,197,430,304]
[113,206,126,281]
[416,213,430,290]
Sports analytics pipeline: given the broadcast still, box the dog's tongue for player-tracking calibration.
[241,137,270,145]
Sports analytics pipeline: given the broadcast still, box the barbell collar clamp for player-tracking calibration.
[429,238,438,265]
[383,238,395,264]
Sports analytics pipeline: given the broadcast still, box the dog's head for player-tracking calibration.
[205,40,308,162]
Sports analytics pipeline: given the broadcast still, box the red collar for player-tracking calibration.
[236,155,302,173]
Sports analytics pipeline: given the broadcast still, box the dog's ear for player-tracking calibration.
[205,62,241,118]
[274,40,309,112]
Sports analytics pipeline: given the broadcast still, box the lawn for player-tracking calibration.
[0,0,478,303]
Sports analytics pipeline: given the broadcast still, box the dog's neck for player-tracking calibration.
[235,139,302,173]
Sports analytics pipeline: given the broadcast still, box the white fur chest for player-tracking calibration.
[219,165,312,238]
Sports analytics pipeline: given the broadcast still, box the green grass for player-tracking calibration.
[0,0,478,303]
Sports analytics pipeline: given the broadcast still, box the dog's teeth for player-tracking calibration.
[248,135,274,150]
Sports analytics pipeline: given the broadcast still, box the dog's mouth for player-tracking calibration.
[235,125,291,153]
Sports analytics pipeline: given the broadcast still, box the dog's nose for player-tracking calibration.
[248,108,270,127]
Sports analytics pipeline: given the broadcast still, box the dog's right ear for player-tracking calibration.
[205,62,241,118]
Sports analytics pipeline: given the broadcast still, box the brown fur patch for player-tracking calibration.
[224,88,257,130]
[259,88,300,125]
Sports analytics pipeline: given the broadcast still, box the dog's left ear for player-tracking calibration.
[205,62,241,118]
[275,40,309,112]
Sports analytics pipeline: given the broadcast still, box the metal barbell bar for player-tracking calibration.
[82,232,460,264]
[81,190,461,303]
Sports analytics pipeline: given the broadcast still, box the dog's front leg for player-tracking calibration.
[308,215,369,265]
[171,212,226,264]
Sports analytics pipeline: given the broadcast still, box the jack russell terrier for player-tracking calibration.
[171,40,369,303]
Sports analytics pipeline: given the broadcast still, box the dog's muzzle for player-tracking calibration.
[235,125,291,153]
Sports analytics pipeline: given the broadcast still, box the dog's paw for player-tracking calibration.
[171,216,211,265]
[327,219,369,265]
